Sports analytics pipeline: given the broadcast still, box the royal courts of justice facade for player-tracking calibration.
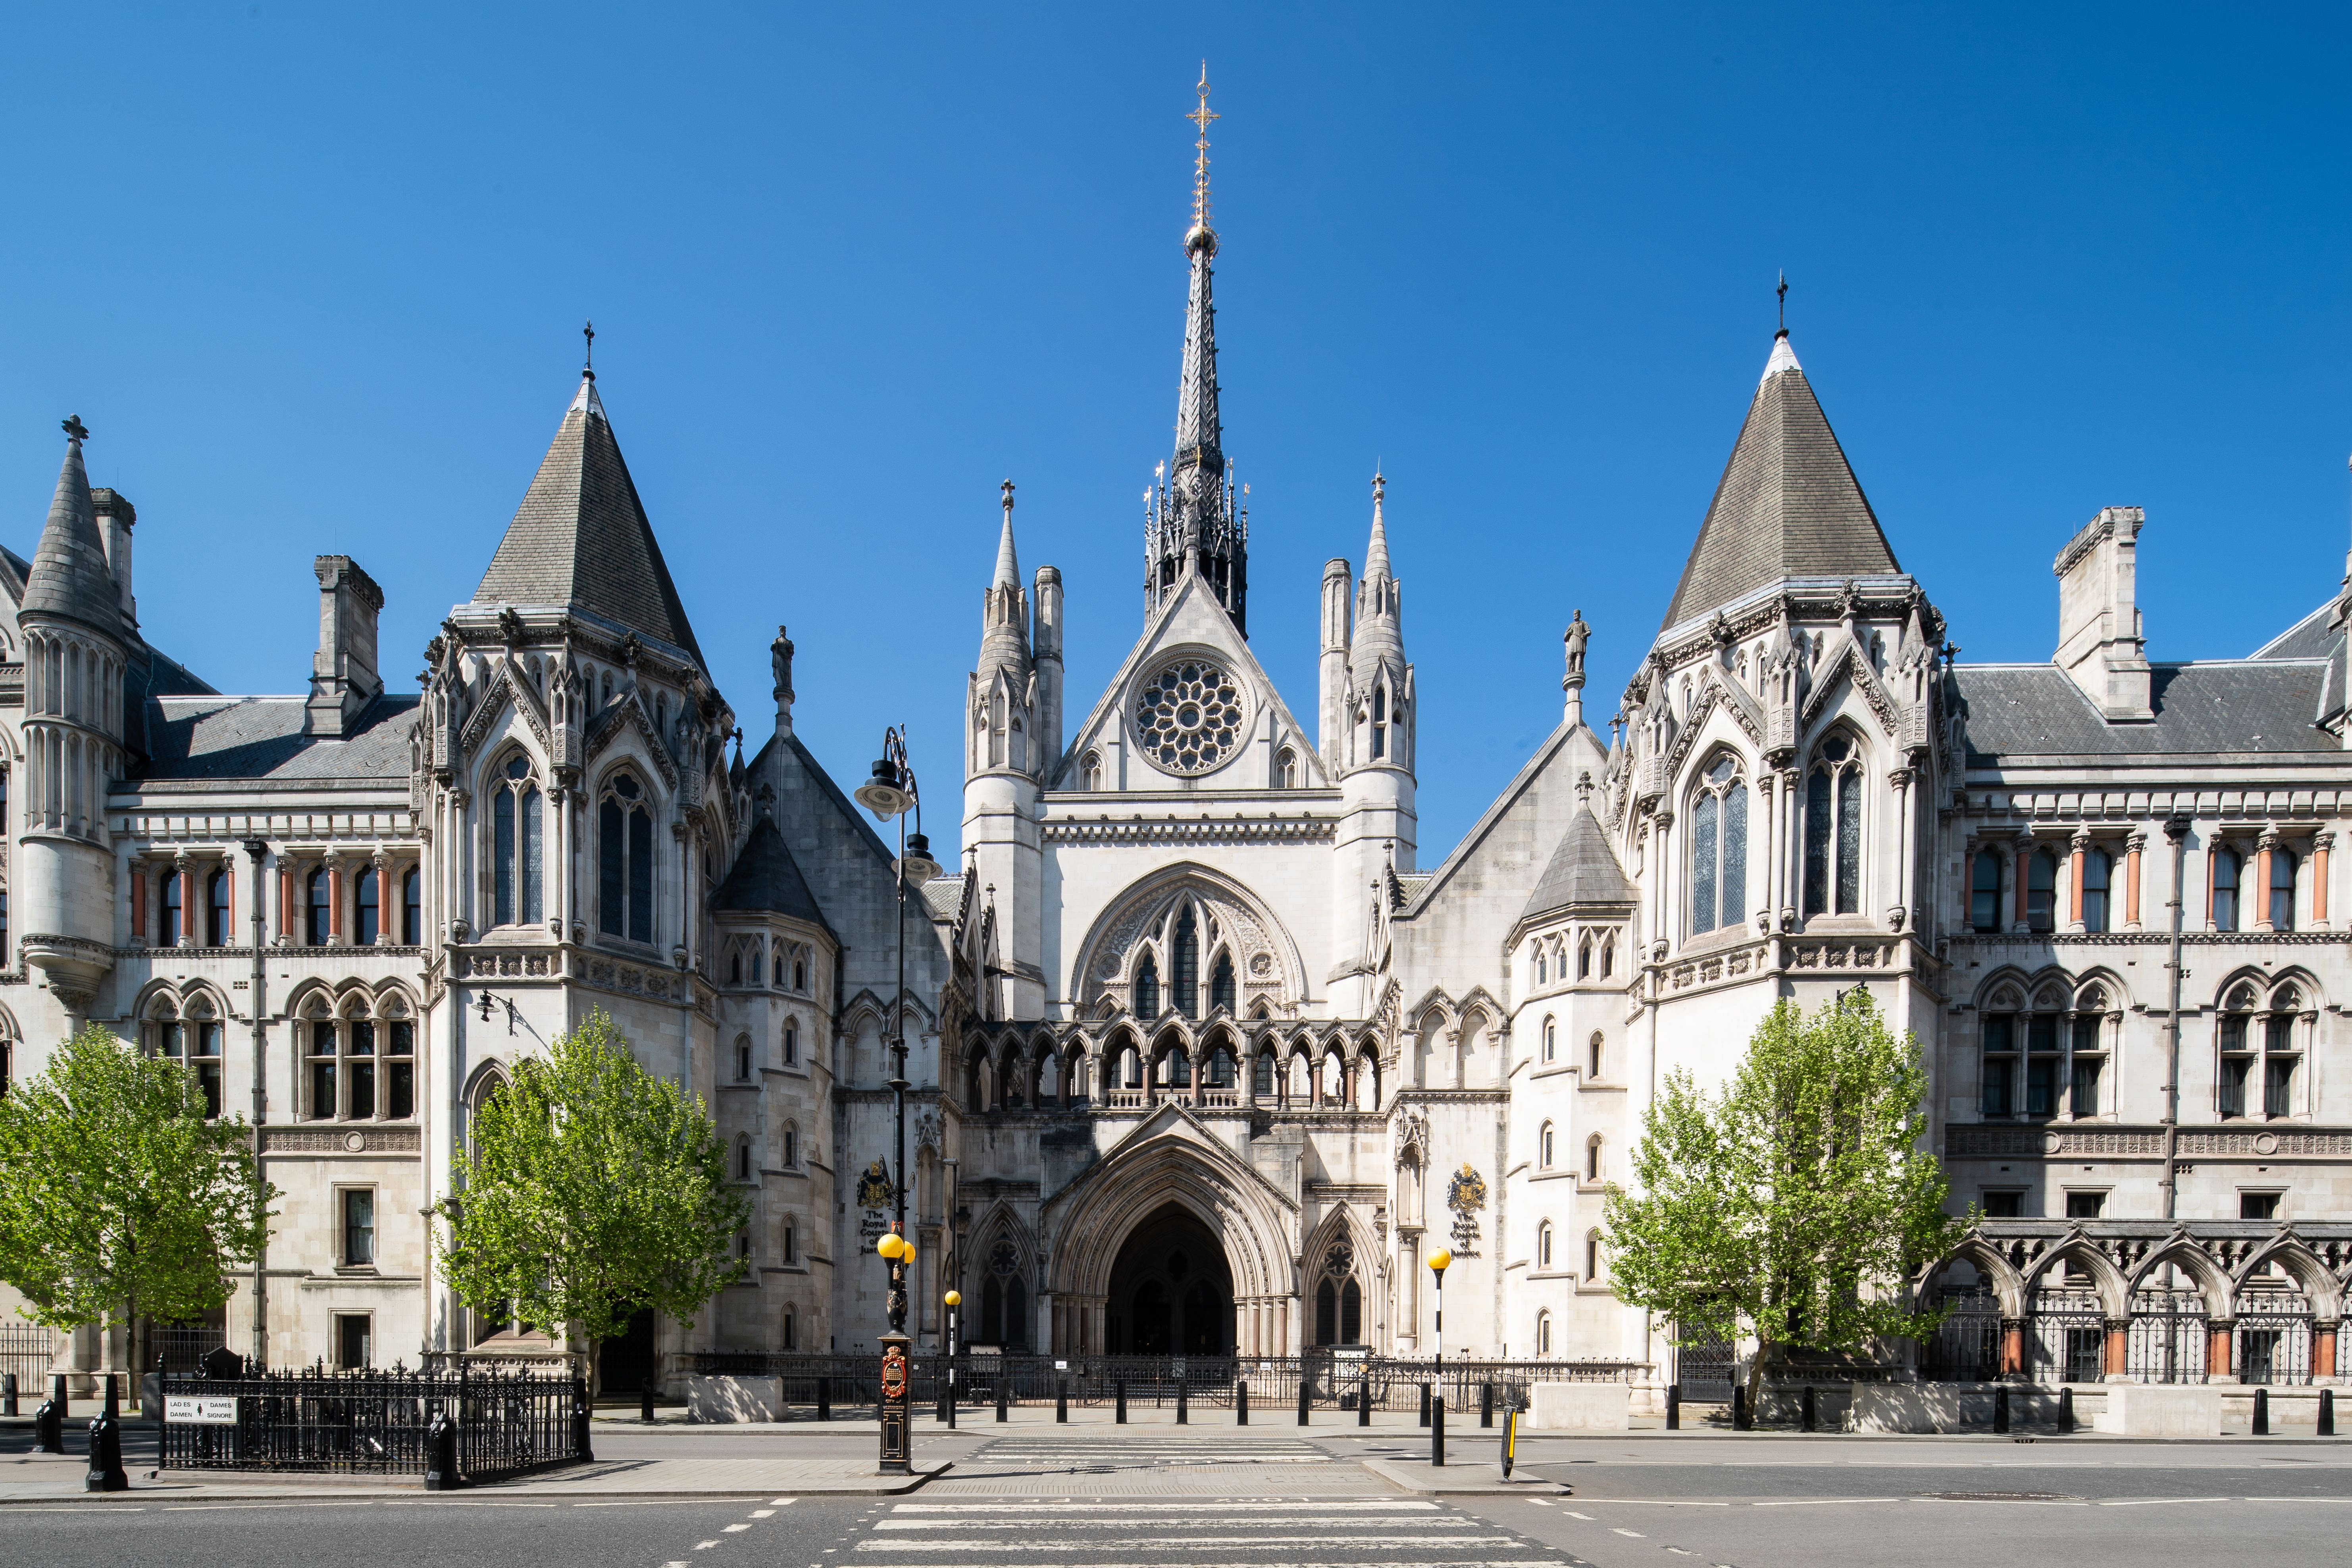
[4,94,2349,1393]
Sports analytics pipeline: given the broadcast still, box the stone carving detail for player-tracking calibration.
[1446,1162,1486,1256]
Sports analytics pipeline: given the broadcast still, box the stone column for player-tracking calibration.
[2207,1319,2237,1383]
[1781,770,1802,931]
[2103,1318,2130,1381]
[2315,832,2335,928]
[2012,837,2032,933]
[371,847,392,945]
[1889,767,1915,929]
[323,848,342,945]
[550,785,570,940]
[2312,1319,2338,1383]
[174,849,194,948]
[2067,830,2089,932]
[1999,1318,2026,1378]
[2125,831,2146,930]
[2254,833,2279,931]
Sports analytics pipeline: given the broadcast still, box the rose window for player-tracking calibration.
[1136,660,1244,773]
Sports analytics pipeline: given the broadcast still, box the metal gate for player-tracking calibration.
[1920,1288,2002,1381]
[0,1325,53,1387]
[1673,1324,1734,1401]
[2234,1290,2313,1385]
[2126,1288,2208,1385]
[2029,1289,2106,1384]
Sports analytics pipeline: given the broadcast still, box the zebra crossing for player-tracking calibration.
[960,1433,1336,1472]
[850,1499,1589,1567]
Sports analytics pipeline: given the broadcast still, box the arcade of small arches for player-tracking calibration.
[1917,1228,2352,1386]
[959,1020,1386,1115]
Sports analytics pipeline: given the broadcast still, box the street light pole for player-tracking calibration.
[1429,1248,1451,1467]
[943,1290,961,1428]
[855,727,939,1477]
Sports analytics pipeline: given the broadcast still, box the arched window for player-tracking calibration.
[1689,754,1749,936]
[729,949,743,985]
[2070,987,2108,1118]
[1577,933,1592,979]
[1981,987,2065,1119]
[207,868,233,947]
[1542,1017,1556,1063]
[1585,1230,1602,1281]
[1134,953,1161,1019]
[1173,906,1200,1018]
[599,773,655,944]
[1208,951,1235,1014]
[1253,1049,1275,1097]
[356,866,381,945]
[782,1306,797,1349]
[2212,847,2242,932]
[1536,1310,1553,1356]
[1275,748,1296,788]
[736,1035,753,1081]
[783,1023,799,1065]
[2269,848,2297,931]
[161,868,184,946]
[1082,752,1103,791]
[784,1124,798,1166]
[2079,847,2112,933]
[783,1219,797,1265]
[749,944,764,985]
[1533,944,1546,985]
[1599,932,1615,979]
[1540,1121,1555,1168]
[1585,1134,1602,1181]
[307,866,334,946]
[1802,735,1863,917]
[402,867,422,946]
[2027,849,2057,934]
[1538,1221,1554,1270]
[492,756,545,929]
[1589,1031,1604,1079]
[793,952,808,991]
[1970,849,2004,932]
[737,1136,752,1181]
[1370,685,1388,760]
[1315,1279,1337,1345]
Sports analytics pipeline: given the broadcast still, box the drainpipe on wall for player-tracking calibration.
[243,839,271,1369]
[2161,816,2190,1221]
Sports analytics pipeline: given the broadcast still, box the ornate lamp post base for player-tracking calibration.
[877,1329,913,1473]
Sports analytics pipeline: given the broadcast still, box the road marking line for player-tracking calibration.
[695,1544,719,1552]
[1754,1499,1901,1506]
[1527,1498,1554,1507]
[2097,1497,2229,1506]
[1667,1549,1698,1557]
[1612,1528,1645,1537]
[1564,1510,1595,1519]
[2244,1496,2352,1503]
[724,1524,752,1533]
[772,1498,798,1505]
[753,1509,777,1517]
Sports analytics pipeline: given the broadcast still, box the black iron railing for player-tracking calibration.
[685,1351,1647,1415]
[158,1366,587,1481]
[0,1324,53,1388]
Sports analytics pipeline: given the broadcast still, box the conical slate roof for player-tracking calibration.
[474,376,705,665]
[23,425,122,631]
[1522,801,1634,923]
[714,813,830,930]
[1659,333,1899,633]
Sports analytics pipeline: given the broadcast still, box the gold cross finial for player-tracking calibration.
[1188,62,1218,230]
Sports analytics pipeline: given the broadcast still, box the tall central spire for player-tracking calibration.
[1146,64,1249,634]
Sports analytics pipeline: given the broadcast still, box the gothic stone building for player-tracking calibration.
[7,131,2351,1397]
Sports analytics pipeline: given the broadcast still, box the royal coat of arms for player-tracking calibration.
[857,1158,895,1211]
[1445,1163,1486,1255]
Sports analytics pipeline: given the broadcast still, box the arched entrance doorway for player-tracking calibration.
[1105,1203,1234,1355]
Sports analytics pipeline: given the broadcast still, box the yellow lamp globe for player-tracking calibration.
[1429,1247,1453,1274]
[876,1232,905,1261]
[899,1240,917,1264]
[944,1290,962,1308]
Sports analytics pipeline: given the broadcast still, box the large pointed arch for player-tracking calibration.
[1070,862,1306,1017]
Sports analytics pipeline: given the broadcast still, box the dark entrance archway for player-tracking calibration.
[1105,1203,1234,1355]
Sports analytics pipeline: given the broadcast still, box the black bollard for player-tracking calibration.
[1358,1371,1372,1427]
[1176,1379,1188,1425]
[2253,1387,2269,1437]
[573,1378,594,1464]
[1731,1386,1750,1432]
[2319,1387,2336,1437]
[641,1380,656,1424]
[2,1372,15,1418]
[1432,1392,1446,1467]
[1666,1383,1681,1431]
[1236,1378,1248,1426]
[86,1375,129,1493]
[1116,1380,1128,1423]
[1297,1373,1311,1428]
[423,1409,459,1491]
[1801,1385,1817,1433]
[1056,1378,1068,1424]
[1481,1380,1495,1429]
[995,1374,1008,1423]
[2059,1386,2075,1434]
[1419,1381,1432,1427]
[817,1375,831,1423]
[1994,1385,2011,1435]
[33,1375,66,1453]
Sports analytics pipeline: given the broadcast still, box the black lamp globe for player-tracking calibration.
[899,831,942,885]
[855,757,912,820]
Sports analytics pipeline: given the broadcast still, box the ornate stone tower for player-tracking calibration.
[963,483,1047,1019]
[1329,474,1418,1005]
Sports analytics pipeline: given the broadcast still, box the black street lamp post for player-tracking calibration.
[854,727,940,1476]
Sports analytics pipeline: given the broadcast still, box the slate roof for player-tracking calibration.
[713,814,832,931]
[1661,334,1901,632]
[1953,662,2336,761]
[1521,803,1635,924]
[23,435,125,633]
[2251,600,2339,661]
[472,376,706,666]
[136,694,418,783]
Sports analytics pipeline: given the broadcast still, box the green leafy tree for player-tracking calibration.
[436,1009,749,1371]
[0,1024,274,1354]
[1601,990,1967,1402]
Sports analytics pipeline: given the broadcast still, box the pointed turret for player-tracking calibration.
[1349,473,1405,697]
[1143,65,1249,634]
[24,417,123,633]
[1659,331,1900,634]
[970,480,1037,778]
[473,368,706,666]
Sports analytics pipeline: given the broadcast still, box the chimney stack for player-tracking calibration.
[90,488,136,623]
[2054,506,2153,722]
[306,555,384,737]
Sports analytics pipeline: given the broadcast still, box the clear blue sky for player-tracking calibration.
[5,4,2348,862]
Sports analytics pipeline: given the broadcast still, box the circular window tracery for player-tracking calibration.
[1135,659,1245,773]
